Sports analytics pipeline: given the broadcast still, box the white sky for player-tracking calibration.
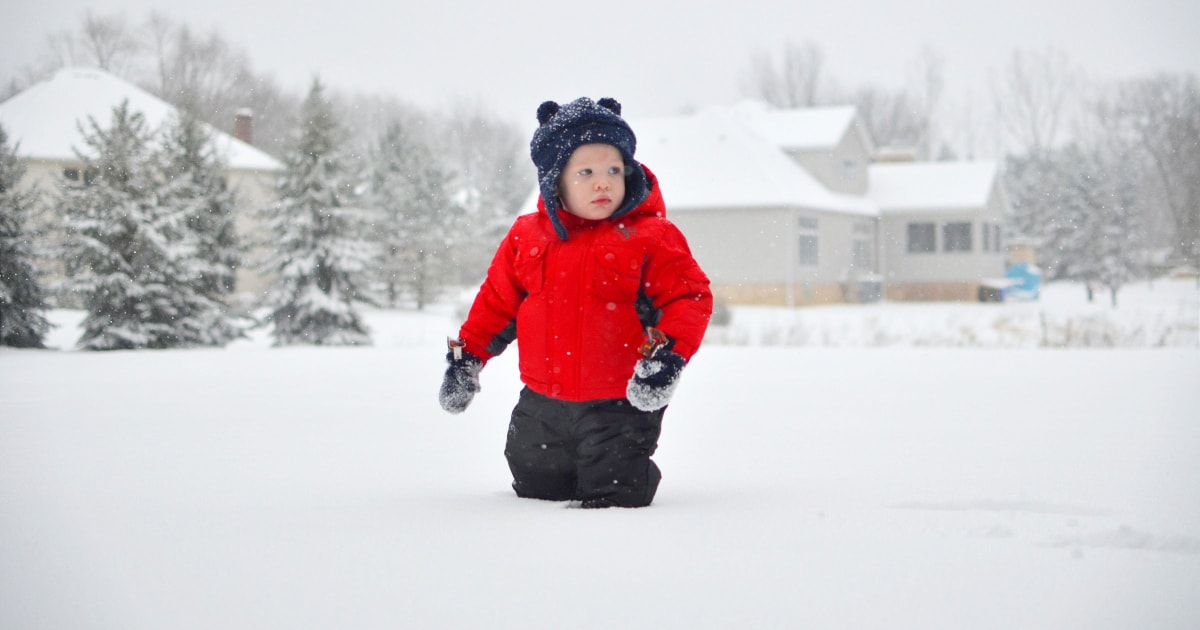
[2,0,1199,126]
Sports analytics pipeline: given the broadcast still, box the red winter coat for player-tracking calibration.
[458,166,712,402]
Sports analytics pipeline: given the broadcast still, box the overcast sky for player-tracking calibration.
[2,0,1199,125]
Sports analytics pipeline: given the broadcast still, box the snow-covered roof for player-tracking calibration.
[631,109,876,216]
[516,104,998,220]
[728,101,864,152]
[0,67,281,172]
[868,161,998,213]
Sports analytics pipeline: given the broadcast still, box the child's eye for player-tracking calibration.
[578,168,592,176]
[607,166,623,175]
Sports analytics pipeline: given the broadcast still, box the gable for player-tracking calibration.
[631,109,875,216]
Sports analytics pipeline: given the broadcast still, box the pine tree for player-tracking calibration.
[158,108,245,344]
[368,120,459,310]
[1007,143,1145,302]
[258,78,375,345]
[438,105,528,284]
[1006,149,1083,280]
[61,100,222,350]
[1071,144,1144,306]
[0,124,51,348]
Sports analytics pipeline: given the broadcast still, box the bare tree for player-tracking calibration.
[852,86,927,154]
[145,17,247,110]
[908,46,945,159]
[991,47,1084,154]
[437,98,530,281]
[140,14,296,157]
[12,11,297,158]
[46,10,141,74]
[1108,74,1200,266]
[940,89,992,160]
[849,49,945,159]
[744,40,831,108]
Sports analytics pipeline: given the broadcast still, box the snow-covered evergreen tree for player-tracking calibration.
[157,108,245,344]
[61,100,225,350]
[258,78,375,345]
[438,104,528,283]
[1072,143,1145,306]
[1006,149,1084,280]
[0,124,52,348]
[1007,143,1144,302]
[368,120,460,310]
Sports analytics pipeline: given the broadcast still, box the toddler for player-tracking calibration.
[439,97,712,508]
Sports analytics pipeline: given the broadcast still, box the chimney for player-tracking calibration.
[233,108,254,145]
[873,145,919,163]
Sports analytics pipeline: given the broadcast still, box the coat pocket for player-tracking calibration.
[591,245,644,300]
[513,239,548,294]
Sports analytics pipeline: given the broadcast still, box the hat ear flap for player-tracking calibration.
[597,97,622,115]
[536,101,560,125]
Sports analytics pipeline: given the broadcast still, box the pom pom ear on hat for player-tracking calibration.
[529,96,649,240]
[597,97,622,115]
[535,98,618,125]
[536,101,560,125]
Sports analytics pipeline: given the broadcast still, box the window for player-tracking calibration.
[798,216,819,266]
[983,222,991,251]
[63,167,96,186]
[993,224,1002,252]
[943,222,972,252]
[852,220,873,269]
[842,159,857,185]
[907,222,935,253]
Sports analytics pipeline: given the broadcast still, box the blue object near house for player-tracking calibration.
[1005,262,1042,300]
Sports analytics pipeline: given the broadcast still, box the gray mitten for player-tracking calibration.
[439,344,482,414]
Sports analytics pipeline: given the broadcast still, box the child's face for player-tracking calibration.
[558,143,626,221]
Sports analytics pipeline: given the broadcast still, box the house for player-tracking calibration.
[0,67,282,297]
[869,160,1009,301]
[618,102,1010,306]
[630,107,877,306]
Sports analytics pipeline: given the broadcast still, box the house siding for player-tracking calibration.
[226,169,279,297]
[880,181,1009,300]
[788,125,871,195]
[671,206,880,306]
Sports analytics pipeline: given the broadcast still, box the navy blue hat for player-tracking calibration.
[530,97,650,240]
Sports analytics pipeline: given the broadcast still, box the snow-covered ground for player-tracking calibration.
[705,278,1199,348]
[2,280,1198,629]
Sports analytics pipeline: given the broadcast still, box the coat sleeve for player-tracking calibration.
[641,221,713,361]
[457,223,526,364]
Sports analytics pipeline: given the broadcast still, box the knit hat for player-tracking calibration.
[530,97,651,240]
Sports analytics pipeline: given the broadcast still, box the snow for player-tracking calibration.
[2,281,1198,629]
[707,280,1198,348]
[869,161,999,212]
[0,67,281,172]
[728,101,862,152]
[632,109,877,215]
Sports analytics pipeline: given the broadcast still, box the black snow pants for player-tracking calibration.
[504,387,664,507]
